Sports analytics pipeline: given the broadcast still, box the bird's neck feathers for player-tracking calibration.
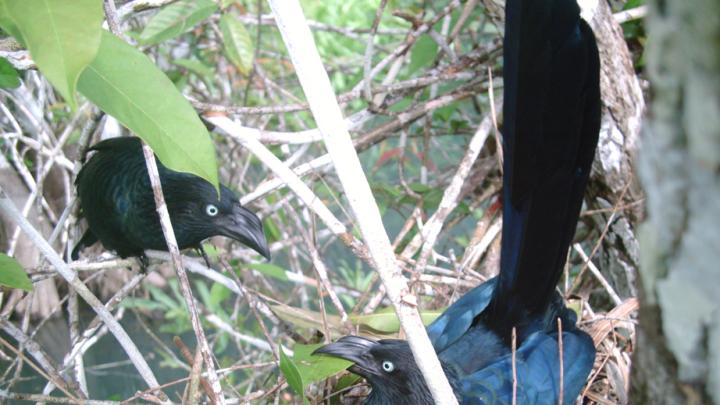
[363,358,460,405]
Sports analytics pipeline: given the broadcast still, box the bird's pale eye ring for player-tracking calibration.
[381,360,395,373]
[205,204,219,217]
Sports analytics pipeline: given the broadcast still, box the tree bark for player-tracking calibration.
[632,0,720,403]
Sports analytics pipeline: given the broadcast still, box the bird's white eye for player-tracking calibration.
[381,360,394,373]
[205,204,219,217]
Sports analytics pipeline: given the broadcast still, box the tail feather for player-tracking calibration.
[485,0,601,337]
[71,229,98,260]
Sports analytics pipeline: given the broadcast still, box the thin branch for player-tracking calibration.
[573,243,622,306]
[0,189,165,399]
[511,326,517,405]
[207,115,371,263]
[362,0,389,102]
[140,142,225,404]
[404,112,495,271]
[613,5,647,23]
[266,1,458,402]
[557,318,564,405]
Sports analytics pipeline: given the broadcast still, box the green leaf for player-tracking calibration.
[350,308,442,333]
[293,343,352,385]
[78,31,219,190]
[0,2,23,46]
[409,34,438,74]
[247,263,288,281]
[139,0,217,46]
[209,282,231,309]
[0,254,32,291]
[120,297,167,311]
[173,58,214,78]
[279,346,309,404]
[271,303,343,335]
[147,285,179,309]
[0,57,20,88]
[1,0,103,110]
[219,14,254,75]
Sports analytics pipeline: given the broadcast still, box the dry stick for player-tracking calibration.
[204,314,273,353]
[139,142,225,405]
[173,337,217,405]
[0,391,128,405]
[54,272,145,382]
[613,5,647,23]
[448,0,479,43]
[0,189,165,398]
[208,116,370,264]
[239,88,474,206]
[0,324,78,401]
[124,362,276,404]
[144,250,279,321]
[351,0,461,95]
[459,217,502,274]
[572,244,622,306]
[404,112,495,270]
[67,290,88,396]
[557,318,564,405]
[362,0,389,102]
[187,347,203,405]
[266,1,458,403]
[511,327,517,405]
[568,182,631,295]
[285,205,351,325]
[103,13,223,400]
[191,68,475,116]
[488,68,504,169]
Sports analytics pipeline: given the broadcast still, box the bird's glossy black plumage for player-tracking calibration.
[72,137,270,262]
[314,0,600,403]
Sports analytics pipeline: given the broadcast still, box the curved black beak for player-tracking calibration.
[314,335,378,376]
[222,205,271,260]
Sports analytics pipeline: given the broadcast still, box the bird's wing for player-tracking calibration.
[428,278,497,352]
[458,330,595,405]
[75,137,154,257]
[486,0,601,335]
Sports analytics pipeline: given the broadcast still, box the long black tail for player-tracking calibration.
[484,0,601,338]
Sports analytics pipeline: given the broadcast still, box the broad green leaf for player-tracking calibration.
[293,343,352,385]
[279,346,309,404]
[247,263,288,281]
[0,254,32,291]
[0,57,20,88]
[2,0,103,110]
[350,308,442,333]
[78,31,219,190]
[139,0,217,46]
[0,2,23,45]
[219,14,254,75]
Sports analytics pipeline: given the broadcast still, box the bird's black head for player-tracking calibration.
[314,336,456,405]
[163,175,271,260]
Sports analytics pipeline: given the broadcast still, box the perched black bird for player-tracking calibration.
[314,0,601,403]
[72,137,270,262]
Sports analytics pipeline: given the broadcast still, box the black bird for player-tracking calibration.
[72,137,270,262]
[314,0,601,403]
